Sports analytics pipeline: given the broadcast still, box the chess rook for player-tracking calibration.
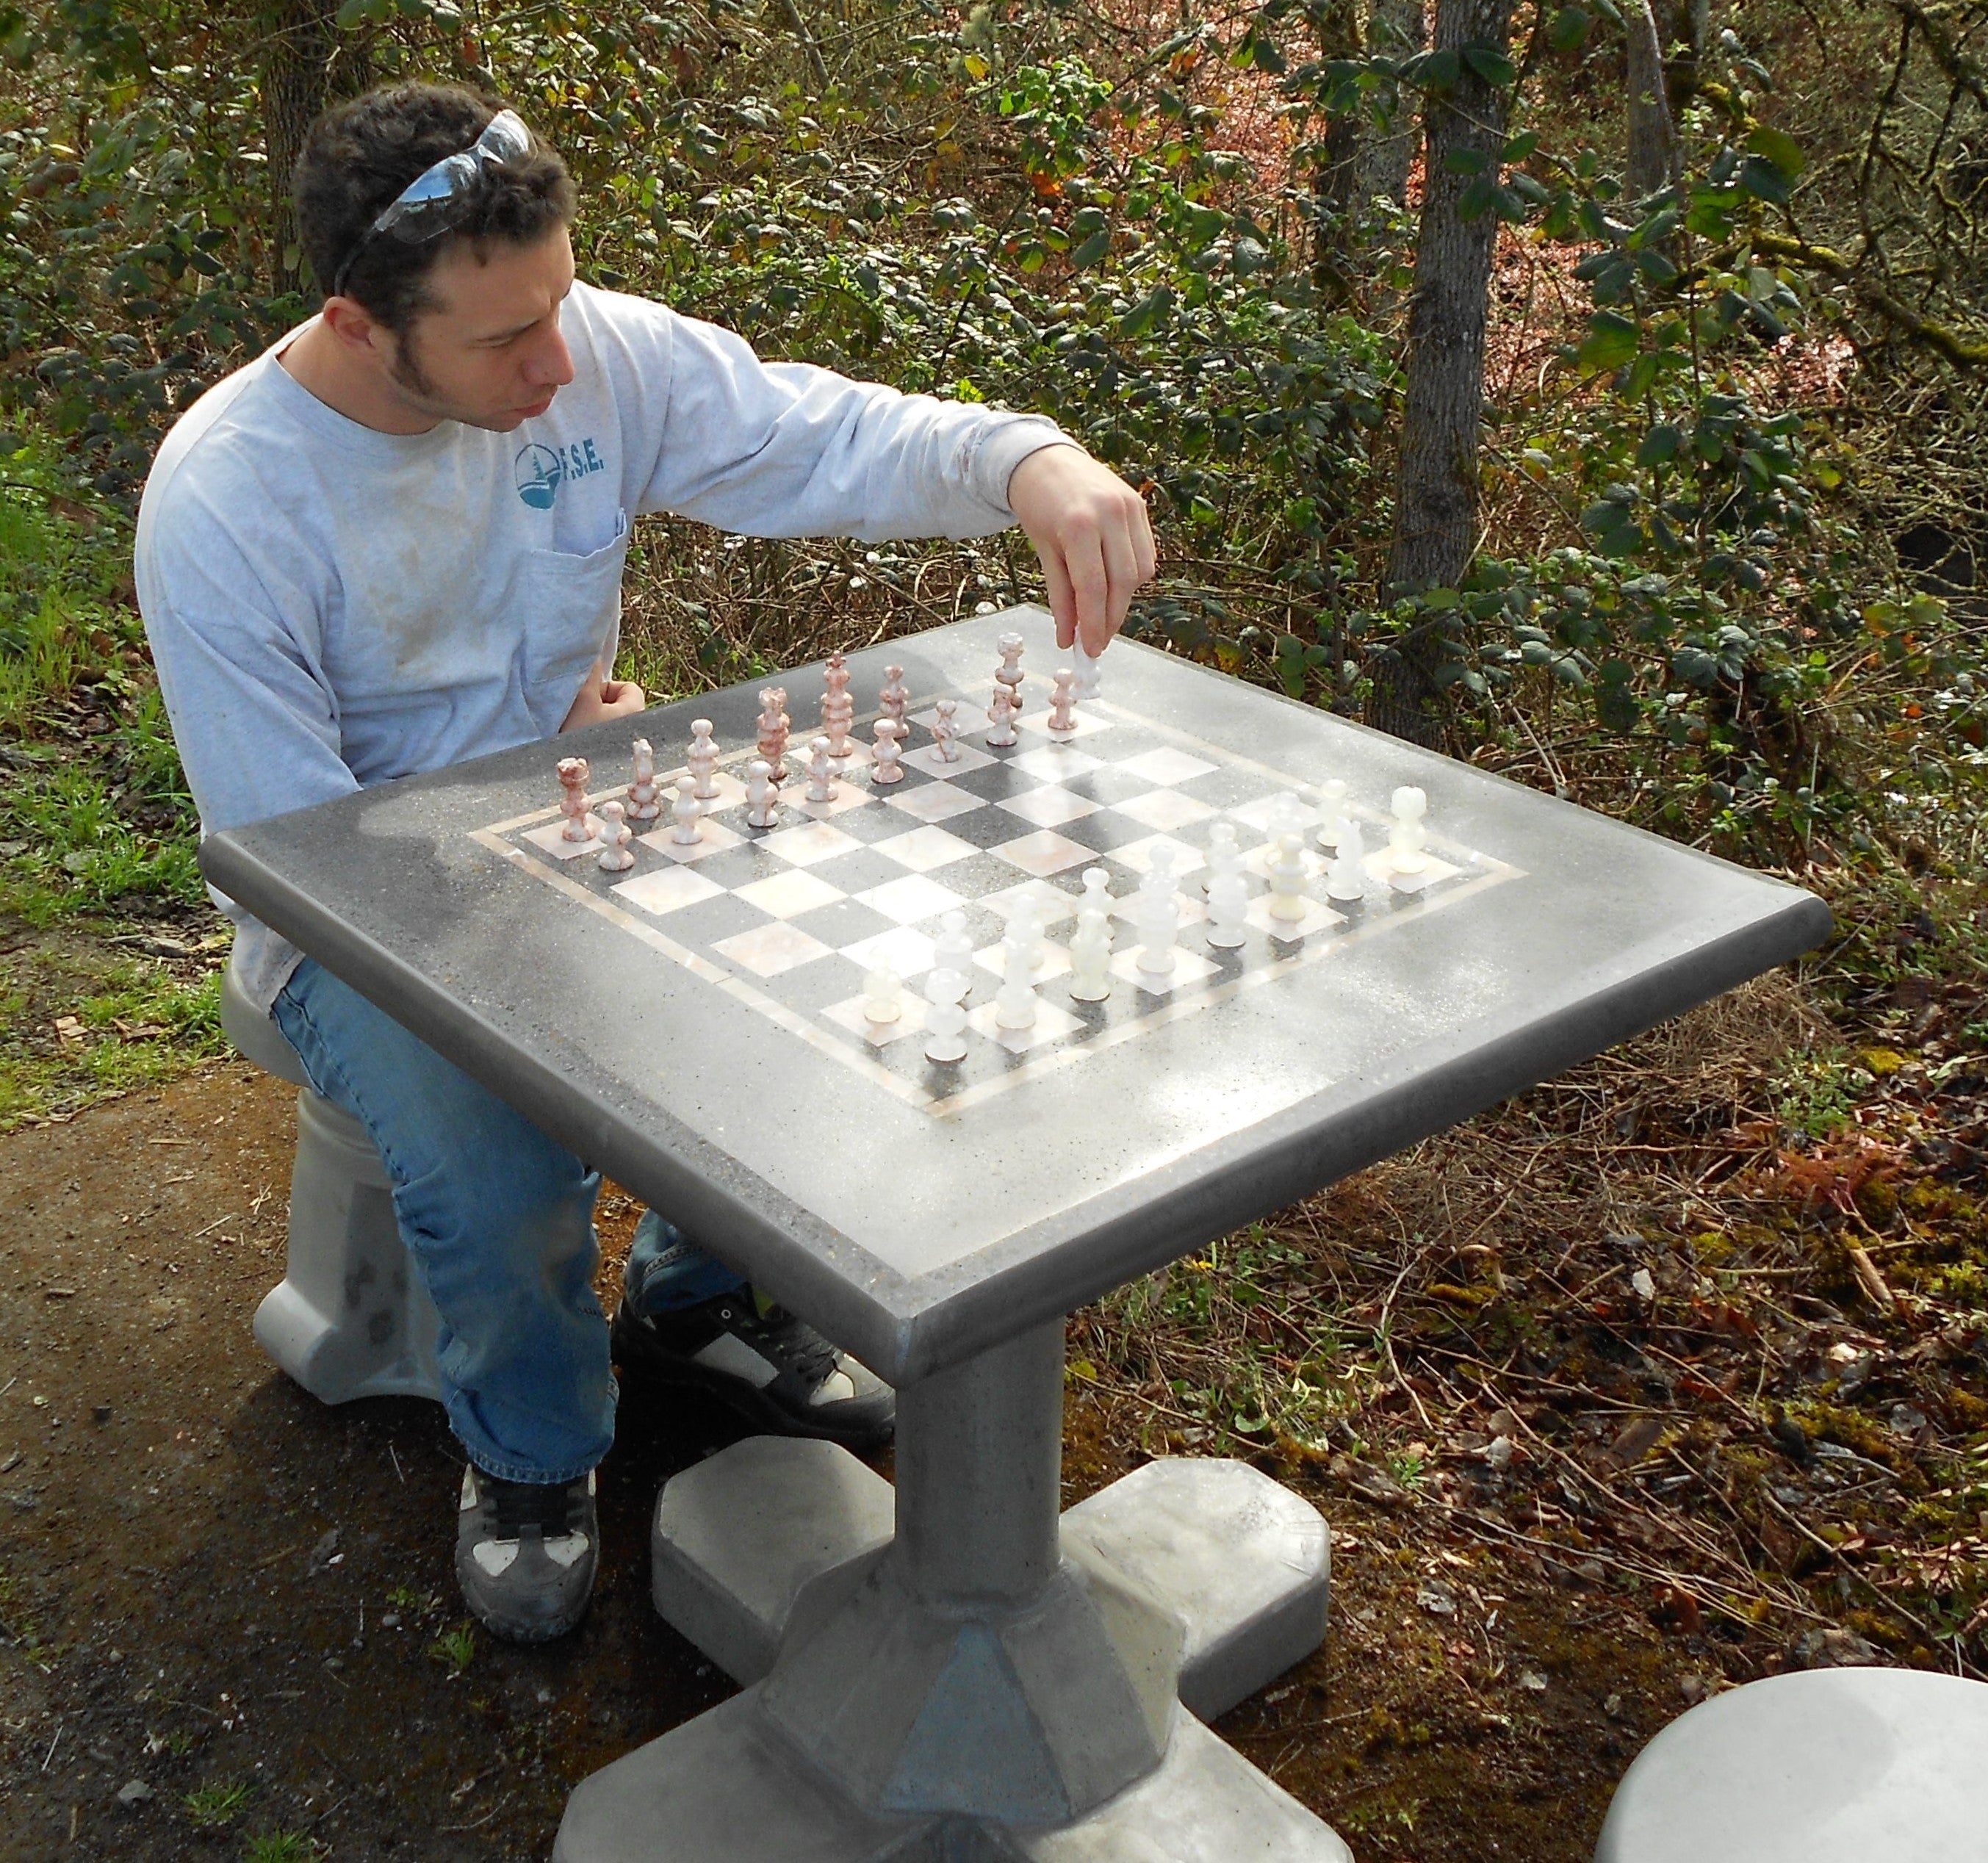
[995,631,1025,706]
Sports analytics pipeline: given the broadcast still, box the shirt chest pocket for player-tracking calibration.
[516,511,631,735]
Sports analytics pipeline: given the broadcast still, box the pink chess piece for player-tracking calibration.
[757,687,790,786]
[557,756,593,841]
[871,716,907,784]
[879,664,909,725]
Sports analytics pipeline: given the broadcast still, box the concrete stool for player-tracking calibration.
[1596,1666,1988,1862]
[220,957,442,1405]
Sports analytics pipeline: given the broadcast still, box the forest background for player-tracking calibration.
[1,1,1987,1859]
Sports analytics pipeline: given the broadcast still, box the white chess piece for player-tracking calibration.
[1325,819,1367,902]
[595,799,635,872]
[932,698,961,764]
[994,920,1039,1029]
[1267,829,1311,922]
[1267,790,1311,845]
[1135,846,1182,976]
[1067,868,1115,1001]
[626,738,662,823]
[1311,779,1348,852]
[922,911,974,1062]
[862,963,904,1024]
[805,736,835,804]
[1204,824,1248,948]
[670,775,702,846]
[986,682,1019,749]
[1048,669,1078,735]
[1073,641,1103,702]
[745,757,779,829]
[688,720,719,801]
[1389,785,1429,876]
[871,717,906,785]
[879,665,910,726]
[557,757,593,842]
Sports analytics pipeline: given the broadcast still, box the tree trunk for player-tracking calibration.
[1625,0,1681,199]
[1354,0,1428,212]
[1309,0,1366,300]
[1651,0,1709,117]
[263,0,369,298]
[1367,0,1513,747]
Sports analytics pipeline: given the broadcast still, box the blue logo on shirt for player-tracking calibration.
[514,438,607,509]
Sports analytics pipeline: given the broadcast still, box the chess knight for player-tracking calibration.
[134,81,1155,1646]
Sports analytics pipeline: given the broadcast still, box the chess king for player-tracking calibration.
[134,83,1156,1644]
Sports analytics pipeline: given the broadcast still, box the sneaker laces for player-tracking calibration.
[482,1474,583,1539]
[715,1297,840,1389]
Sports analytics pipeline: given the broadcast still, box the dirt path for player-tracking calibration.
[1,1066,1696,1862]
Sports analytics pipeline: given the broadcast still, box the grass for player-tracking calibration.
[242,1831,320,1862]
[0,430,226,1128]
[181,1778,253,1831]
[428,1622,476,1676]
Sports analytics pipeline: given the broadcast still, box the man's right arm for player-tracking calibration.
[136,483,359,839]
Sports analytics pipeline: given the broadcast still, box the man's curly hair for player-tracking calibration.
[295,82,576,329]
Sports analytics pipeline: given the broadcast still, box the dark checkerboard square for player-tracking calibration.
[786,898,898,951]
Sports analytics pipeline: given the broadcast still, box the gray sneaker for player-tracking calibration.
[454,1465,597,1643]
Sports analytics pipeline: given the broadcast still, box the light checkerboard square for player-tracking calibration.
[1112,834,1207,879]
[1009,744,1103,783]
[1231,793,1314,836]
[761,821,864,867]
[839,927,939,979]
[883,782,984,824]
[973,939,1072,984]
[1117,748,1219,785]
[524,818,602,860]
[1110,947,1221,995]
[1111,790,1215,833]
[735,870,846,919]
[1017,707,1112,739]
[611,867,726,917]
[873,826,978,872]
[856,875,968,924]
[634,820,744,864]
[967,998,1084,1053]
[992,829,1095,877]
[712,922,834,977]
[1370,851,1461,894]
[822,995,929,1045]
[1245,896,1344,943]
[997,788,1100,829]
[902,739,995,779]
[981,879,1078,926]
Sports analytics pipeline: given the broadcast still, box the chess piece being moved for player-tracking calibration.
[1134,846,1182,976]
[805,736,836,804]
[595,800,635,872]
[1073,641,1103,702]
[932,698,961,764]
[745,758,779,829]
[871,717,907,785]
[1204,824,1248,948]
[821,653,854,762]
[1389,786,1429,876]
[923,912,974,1062]
[1067,869,1115,1001]
[1267,830,1311,922]
[671,776,702,846]
[626,739,662,823]
[862,964,904,1025]
[757,688,790,787]
[986,682,1020,749]
[688,720,719,801]
[557,757,593,842]
[879,665,909,727]
[1048,669,1078,735]
[1325,821,1367,902]
[1311,779,1347,853]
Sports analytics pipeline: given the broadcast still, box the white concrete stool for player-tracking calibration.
[1596,1666,1988,1862]
[220,956,442,1405]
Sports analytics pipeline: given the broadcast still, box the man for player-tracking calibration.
[135,82,1155,1643]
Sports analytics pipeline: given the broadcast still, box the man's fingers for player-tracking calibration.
[1064,530,1109,659]
[1040,549,1078,650]
[1103,525,1145,639]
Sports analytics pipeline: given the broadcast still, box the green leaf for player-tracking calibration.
[1737,155,1791,206]
[1069,228,1110,267]
[1575,311,1639,372]
[1457,175,1500,221]
[1405,47,1461,90]
[1636,423,1683,466]
[1444,147,1490,176]
[1619,350,1660,400]
[1746,125,1804,181]
[1461,43,1516,88]
[1502,130,1540,164]
[1549,5,1593,52]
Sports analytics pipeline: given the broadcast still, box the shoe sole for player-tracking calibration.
[453,1544,593,1643]
[611,1304,896,1452]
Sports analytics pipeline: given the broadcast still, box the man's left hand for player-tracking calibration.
[561,669,647,732]
[1006,447,1156,660]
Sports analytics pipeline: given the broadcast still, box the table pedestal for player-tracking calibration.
[556,1325,1350,1862]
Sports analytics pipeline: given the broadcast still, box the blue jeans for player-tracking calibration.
[271,959,744,1483]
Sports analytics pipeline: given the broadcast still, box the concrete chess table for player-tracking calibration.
[201,605,1830,1862]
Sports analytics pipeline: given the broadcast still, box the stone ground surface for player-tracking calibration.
[1,1062,1696,1863]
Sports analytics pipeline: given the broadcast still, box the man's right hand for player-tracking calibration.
[561,669,647,732]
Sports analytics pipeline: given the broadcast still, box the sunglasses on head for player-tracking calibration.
[331,109,533,298]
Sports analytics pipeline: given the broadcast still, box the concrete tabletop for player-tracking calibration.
[201,605,1830,1382]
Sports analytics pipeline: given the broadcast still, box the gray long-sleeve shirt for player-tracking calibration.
[135,280,1072,1010]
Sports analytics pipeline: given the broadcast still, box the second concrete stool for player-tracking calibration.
[220,956,443,1406]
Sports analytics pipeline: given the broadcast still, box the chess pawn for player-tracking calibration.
[862,963,904,1024]
[805,736,836,804]
[879,665,910,726]
[995,631,1025,701]
[986,682,1019,749]
[1325,820,1367,903]
[871,717,907,785]
[757,687,790,785]
[1072,641,1103,702]
[1311,779,1348,853]
[671,775,702,846]
[745,758,779,829]
[1267,829,1311,921]
[557,756,593,841]
[994,926,1038,1029]
[688,720,719,801]
[626,738,662,823]
[1066,868,1115,1001]
[1048,669,1078,735]
[1135,846,1181,976]
[922,962,970,1063]
[1389,785,1429,876]
[595,799,635,872]
[1204,828,1248,948]
[932,698,961,764]
[932,909,975,986]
